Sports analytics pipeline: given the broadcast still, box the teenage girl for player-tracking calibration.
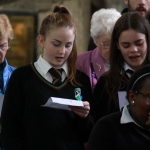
[1,5,93,150]
[91,12,150,123]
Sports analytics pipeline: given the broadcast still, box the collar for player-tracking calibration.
[36,55,68,76]
[124,62,134,72]
[121,105,150,130]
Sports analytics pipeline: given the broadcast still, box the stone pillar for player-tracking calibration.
[63,0,91,53]
[105,0,126,12]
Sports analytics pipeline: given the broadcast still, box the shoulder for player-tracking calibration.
[97,111,121,126]
[78,51,92,56]
[78,48,99,59]
[77,48,99,66]
[76,69,90,83]
[11,64,32,77]
[77,51,92,61]
[76,69,90,79]
[96,74,107,86]
[76,51,92,71]
[88,112,121,140]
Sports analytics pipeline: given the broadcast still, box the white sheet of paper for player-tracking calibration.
[42,97,83,111]
[0,94,4,117]
[118,91,129,110]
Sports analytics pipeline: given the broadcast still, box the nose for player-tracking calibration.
[59,46,65,54]
[130,45,138,52]
[138,0,146,5]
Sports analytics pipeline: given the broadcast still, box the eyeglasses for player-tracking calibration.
[100,41,110,49]
[0,46,9,51]
[135,91,150,103]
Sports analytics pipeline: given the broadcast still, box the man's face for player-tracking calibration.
[124,0,150,17]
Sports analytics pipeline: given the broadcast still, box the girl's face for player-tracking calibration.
[129,78,150,129]
[117,29,147,71]
[38,27,75,68]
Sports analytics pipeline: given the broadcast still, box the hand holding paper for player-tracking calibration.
[42,97,83,111]
[69,101,90,118]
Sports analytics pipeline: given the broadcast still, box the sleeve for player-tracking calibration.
[87,116,115,150]
[1,69,25,150]
[75,70,94,142]
[90,75,110,123]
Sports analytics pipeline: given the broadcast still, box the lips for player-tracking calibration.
[136,6,146,13]
[55,57,64,62]
[129,56,140,62]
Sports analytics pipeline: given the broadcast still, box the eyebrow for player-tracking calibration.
[53,39,61,43]
[53,39,73,44]
[121,39,144,44]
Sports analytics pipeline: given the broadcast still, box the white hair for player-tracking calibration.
[90,8,121,40]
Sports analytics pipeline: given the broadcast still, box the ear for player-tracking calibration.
[124,0,128,5]
[93,39,98,47]
[38,35,44,47]
[129,90,136,106]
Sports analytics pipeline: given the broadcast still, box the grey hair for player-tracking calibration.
[90,8,121,41]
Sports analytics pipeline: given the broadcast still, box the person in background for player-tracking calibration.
[122,0,150,18]
[0,14,16,150]
[0,14,15,96]
[1,5,94,150]
[91,12,150,123]
[87,64,150,150]
[76,8,121,91]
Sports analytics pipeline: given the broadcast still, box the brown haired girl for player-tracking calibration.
[1,6,93,150]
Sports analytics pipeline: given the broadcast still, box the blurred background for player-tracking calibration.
[0,0,126,68]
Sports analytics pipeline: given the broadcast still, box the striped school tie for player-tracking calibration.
[49,68,63,86]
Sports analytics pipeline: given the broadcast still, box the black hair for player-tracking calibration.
[121,8,128,15]
[126,64,150,100]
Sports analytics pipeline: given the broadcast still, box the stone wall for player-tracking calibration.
[105,0,126,12]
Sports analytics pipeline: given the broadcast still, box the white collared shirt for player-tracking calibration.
[124,62,134,78]
[34,55,68,83]
[121,105,150,130]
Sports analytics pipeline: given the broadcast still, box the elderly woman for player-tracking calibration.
[76,8,121,90]
[87,64,150,150]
